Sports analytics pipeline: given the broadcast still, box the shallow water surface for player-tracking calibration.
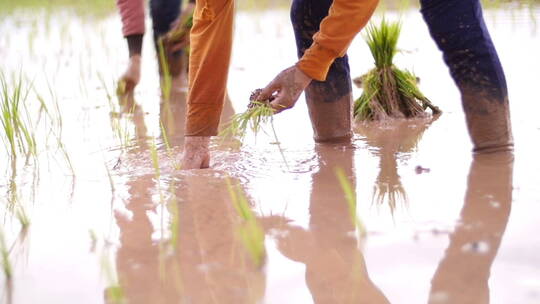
[1,5,540,304]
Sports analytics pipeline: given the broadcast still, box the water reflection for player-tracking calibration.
[113,88,265,303]
[261,143,389,303]
[429,152,514,304]
[355,117,438,214]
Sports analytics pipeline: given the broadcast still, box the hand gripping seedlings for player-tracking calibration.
[353,19,441,121]
[221,89,290,169]
[220,89,277,141]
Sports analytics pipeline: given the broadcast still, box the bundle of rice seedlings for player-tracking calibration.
[354,19,441,121]
[220,89,290,169]
[220,89,276,141]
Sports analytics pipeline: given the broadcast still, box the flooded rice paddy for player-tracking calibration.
[1,3,540,304]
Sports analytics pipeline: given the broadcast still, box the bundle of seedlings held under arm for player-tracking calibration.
[354,19,441,121]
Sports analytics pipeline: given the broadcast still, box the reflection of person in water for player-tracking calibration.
[429,152,513,303]
[114,172,266,303]
[262,144,389,303]
[355,117,438,214]
[112,87,259,302]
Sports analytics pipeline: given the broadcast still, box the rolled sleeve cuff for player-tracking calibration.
[297,43,338,82]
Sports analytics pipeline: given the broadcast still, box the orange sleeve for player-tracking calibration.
[297,0,379,81]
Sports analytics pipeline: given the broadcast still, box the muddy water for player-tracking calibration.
[1,5,540,304]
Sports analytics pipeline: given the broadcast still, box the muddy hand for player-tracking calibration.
[181,136,210,170]
[258,66,312,114]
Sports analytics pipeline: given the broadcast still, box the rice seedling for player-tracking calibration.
[160,120,180,170]
[99,73,132,150]
[0,72,37,163]
[167,181,180,250]
[149,137,161,180]
[335,167,367,237]
[0,229,12,282]
[157,40,173,102]
[149,136,167,210]
[220,90,290,169]
[220,90,276,141]
[100,249,125,304]
[36,77,75,175]
[15,205,30,231]
[225,178,266,268]
[353,19,441,121]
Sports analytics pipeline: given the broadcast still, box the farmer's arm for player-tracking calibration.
[181,0,234,169]
[117,0,145,92]
[117,0,145,38]
[259,0,379,112]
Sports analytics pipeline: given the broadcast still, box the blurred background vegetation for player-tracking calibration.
[0,0,538,17]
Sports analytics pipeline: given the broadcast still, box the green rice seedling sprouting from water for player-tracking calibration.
[353,19,441,121]
[335,167,367,238]
[1,72,37,163]
[226,178,266,267]
[100,248,125,304]
[0,229,12,282]
[99,73,132,150]
[157,40,173,102]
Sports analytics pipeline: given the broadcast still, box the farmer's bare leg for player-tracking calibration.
[421,0,513,153]
[291,0,353,143]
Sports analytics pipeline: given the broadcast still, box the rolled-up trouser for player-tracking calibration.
[420,0,513,152]
[291,0,353,142]
[185,0,234,136]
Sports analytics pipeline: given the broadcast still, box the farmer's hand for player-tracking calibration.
[181,136,210,169]
[258,66,312,114]
[118,55,141,94]
[165,2,195,52]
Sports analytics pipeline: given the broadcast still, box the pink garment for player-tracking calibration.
[117,0,146,36]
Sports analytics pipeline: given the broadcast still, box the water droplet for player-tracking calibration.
[461,241,490,254]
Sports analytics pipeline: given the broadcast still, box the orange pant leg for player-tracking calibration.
[185,0,234,136]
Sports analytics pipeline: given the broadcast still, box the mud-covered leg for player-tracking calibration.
[290,0,353,143]
[150,0,183,76]
[421,0,513,153]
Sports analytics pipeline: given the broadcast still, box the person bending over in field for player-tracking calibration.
[117,0,195,95]
[181,0,513,169]
[180,0,378,169]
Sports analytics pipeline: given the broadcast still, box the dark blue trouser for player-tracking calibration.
[291,0,354,141]
[420,0,508,102]
[291,0,508,103]
[150,0,181,48]
[291,0,352,103]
